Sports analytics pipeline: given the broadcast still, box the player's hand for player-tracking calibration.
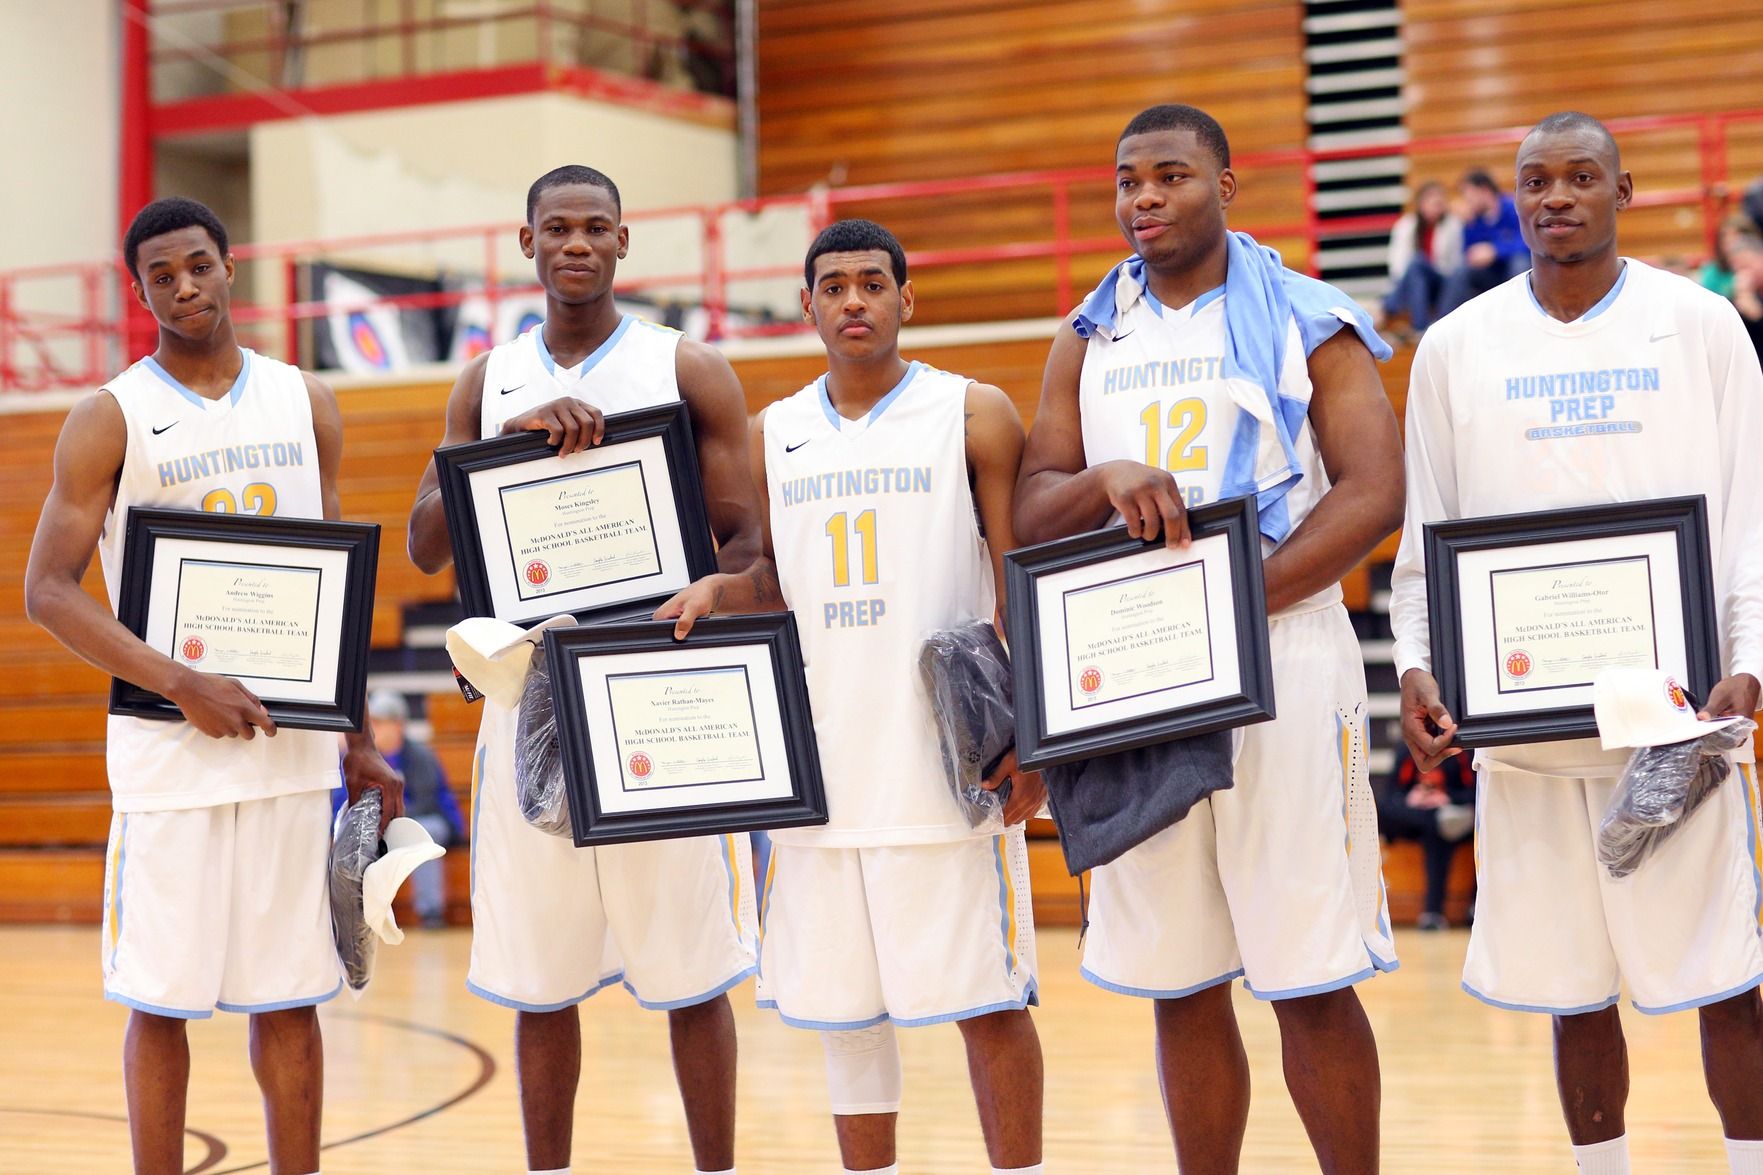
[653,574,729,640]
[982,749,1046,826]
[500,396,604,455]
[1399,667,1460,771]
[1698,673,1761,721]
[165,668,277,740]
[1097,460,1189,548]
[343,740,405,833]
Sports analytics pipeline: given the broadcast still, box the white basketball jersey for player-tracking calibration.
[765,362,995,846]
[1078,288,1340,612]
[96,350,339,813]
[480,315,682,438]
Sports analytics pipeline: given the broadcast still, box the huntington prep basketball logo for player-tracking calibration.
[524,559,551,587]
[1504,650,1532,679]
[628,752,653,780]
[180,635,206,664]
[1666,677,1691,712]
[1078,666,1103,694]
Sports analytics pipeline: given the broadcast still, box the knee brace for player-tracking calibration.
[820,1022,902,1116]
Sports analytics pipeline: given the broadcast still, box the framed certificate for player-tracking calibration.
[1004,495,1276,770]
[1425,495,1719,747]
[435,402,718,626]
[109,507,380,731]
[543,612,828,845]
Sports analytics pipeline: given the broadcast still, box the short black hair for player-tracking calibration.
[526,164,622,223]
[1117,104,1231,170]
[1524,110,1621,169]
[804,219,908,288]
[123,197,228,280]
[1461,169,1500,194]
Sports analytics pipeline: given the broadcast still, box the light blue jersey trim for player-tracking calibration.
[761,984,1038,1031]
[1742,766,1762,928]
[105,991,213,1020]
[466,971,625,1013]
[1246,964,1377,1001]
[467,745,486,905]
[1633,971,1763,1016]
[992,838,1016,978]
[815,360,925,429]
[111,815,129,971]
[1080,965,1244,1000]
[216,979,343,1014]
[625,965,756,1011]
[1140,282,1224,321]
[535,315,633,378]
[1461,980,1619,1016]
[764,1005,891,1031]
[142,349,252,408]
[1524,261,1627,322]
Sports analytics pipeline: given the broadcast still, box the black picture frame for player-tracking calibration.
[1004,494,1276,770]
[544,612,828,846]
[109,507,380,732]
[434,401,719,626]
[1425,495,1719,747]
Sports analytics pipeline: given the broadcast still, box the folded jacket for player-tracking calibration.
[917,620,1014,829]
[1043,731,1234,875]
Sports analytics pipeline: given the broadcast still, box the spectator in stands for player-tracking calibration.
[1376,742,1475,930]
[1725,229,1763,361]
[366,689,462,928]
[1743,176,1763,238]
[1379,179,1463,340]
[1441,168,1529,314]
[1697,217,1762,299]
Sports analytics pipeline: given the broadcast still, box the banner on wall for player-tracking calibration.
[309,264,448,374]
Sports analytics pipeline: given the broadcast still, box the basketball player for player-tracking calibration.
[750,218,1045,1175]
[407,165,774,1175]
[1014,105,1403,1172]
[23,196,404,1175]
[1391,113,1763,1175]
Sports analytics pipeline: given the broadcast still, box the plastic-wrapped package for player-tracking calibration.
[515,643,572,837]
[917,621,1014,831]
[1597,718,1755,878]
[330,788,382,994]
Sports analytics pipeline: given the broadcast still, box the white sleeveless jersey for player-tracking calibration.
[765,362,995,846]
[480,315,682,437]
[96,350,339,813]
[1078,287,1340,612]
[1390,260,1763,777]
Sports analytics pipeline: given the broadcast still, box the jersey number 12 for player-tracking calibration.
[1140,399,1208,473]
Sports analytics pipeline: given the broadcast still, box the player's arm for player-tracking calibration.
[1259,329,1404,613]
[1390,333,1464,768]
[23,393,275,741]
[1014,326,1191,548]
[1699,302,1763,720]
[308,373,405,824]
[965,382,1046,825]
[407,353,489,574]
[652,340,781,637]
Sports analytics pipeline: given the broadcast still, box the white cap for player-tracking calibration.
[361,817,446,946]
[444,614,576,708]
[1592,666,1743,749]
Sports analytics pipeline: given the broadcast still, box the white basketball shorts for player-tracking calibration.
[1082,602,1398,1000]
[466,701,757,1012]
[1463,762,1763,1014]
[754,825,1038,1028]
[101,789,341,1018]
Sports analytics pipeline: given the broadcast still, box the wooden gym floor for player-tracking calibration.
[0,925,1735,1173]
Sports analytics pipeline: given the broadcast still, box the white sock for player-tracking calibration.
[844,1167,897,1175]
[993,1166,1045,1174]
[1728,1137,1763,1174]
[1572,1135,1630,1174]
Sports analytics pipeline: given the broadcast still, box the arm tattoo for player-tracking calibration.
[747,561,781,605]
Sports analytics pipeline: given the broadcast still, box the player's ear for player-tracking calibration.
[616,224,629,259]
[800,286,814,323]
[1614,170,1633,211]
[130,280,148,311]
[519,223,535,259]
[223,253,235,286]
[899,279,915,323]
[1218,166,1237,210]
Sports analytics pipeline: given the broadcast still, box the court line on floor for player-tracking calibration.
[0,1106,229,1173]
[207,1010,497,1174]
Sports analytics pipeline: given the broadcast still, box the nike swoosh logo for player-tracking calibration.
[1649,332,1677,343]
[499,384,524,395]
[151,422,178,435]
[1112,329,1134,341]
[785,440,811,453]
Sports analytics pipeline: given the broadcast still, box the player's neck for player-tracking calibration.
[1141,237,1229,315]
[823,351,911,420]
[541,296,623,369]
[151,322,244,400]
[1528,249,1624,323]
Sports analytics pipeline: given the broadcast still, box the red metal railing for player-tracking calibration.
[3,108,1758,393]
